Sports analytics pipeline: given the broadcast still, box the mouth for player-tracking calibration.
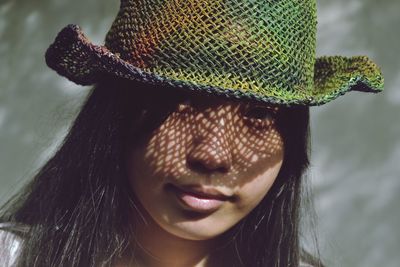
[165,183,234,213]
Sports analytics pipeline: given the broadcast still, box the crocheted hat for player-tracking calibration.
[45,0,384,106]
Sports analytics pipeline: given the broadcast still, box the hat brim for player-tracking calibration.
[45,25,384,106]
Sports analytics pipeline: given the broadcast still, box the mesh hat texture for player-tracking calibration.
[45,0,384,106]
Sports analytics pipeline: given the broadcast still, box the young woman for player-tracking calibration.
[0,0,383,266]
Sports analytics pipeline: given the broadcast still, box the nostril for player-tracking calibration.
[187,160,229,174]
[186,137,233,174]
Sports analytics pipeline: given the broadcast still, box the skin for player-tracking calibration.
[125,95,284,267]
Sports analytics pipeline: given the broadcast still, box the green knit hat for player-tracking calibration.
[45,0,384,106]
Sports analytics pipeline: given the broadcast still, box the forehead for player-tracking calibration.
[152,84,282,110]
[120,79,284,115]
[155,91,282,132]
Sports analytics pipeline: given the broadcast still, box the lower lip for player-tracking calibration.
[169,186,225,213]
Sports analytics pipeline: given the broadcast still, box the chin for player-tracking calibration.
[157,212,238,241]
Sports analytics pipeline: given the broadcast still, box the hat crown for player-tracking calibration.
[104,0,317,95]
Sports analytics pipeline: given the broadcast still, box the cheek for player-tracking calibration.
[135,115,192,181]
[229,124,285,206]
[235,158,283,212]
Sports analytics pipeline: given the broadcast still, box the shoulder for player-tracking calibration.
[0,223,27,267]
[299,261,316,267]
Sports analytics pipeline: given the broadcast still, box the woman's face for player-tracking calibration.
[126,94,284,241]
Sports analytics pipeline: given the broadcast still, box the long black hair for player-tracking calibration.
[0,76,323,267]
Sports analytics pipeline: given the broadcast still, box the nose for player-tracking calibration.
[186,114,233,174]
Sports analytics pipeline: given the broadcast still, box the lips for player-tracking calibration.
[166,184,233,213]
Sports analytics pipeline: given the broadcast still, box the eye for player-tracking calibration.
[241,104,278,130]
[177,98,194,112]
[243,105,277,121]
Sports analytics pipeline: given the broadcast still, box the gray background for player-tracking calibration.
[0,0,399,266]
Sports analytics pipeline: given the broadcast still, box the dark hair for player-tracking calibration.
[0,77,323,267]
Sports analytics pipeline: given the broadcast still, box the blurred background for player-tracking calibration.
[0,0,398,266]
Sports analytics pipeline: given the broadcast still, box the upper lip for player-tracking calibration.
[171,184,234,201]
